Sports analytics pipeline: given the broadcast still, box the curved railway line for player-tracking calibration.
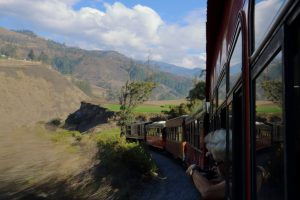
[135,150,201,200]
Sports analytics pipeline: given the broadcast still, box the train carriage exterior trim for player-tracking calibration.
[125,121,151,141]
[184,114,206,168]
[165,115,188,160]
[145,121,166,149]
[206,0,300,199]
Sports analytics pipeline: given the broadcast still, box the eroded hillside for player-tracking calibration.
[0,59,87,131]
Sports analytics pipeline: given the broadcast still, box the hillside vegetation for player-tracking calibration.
[0,124,156,200]
[0,27,194,100]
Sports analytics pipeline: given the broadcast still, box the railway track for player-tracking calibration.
[135,149,202,200]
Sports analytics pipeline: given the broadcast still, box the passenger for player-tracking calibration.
[186,129,267,200]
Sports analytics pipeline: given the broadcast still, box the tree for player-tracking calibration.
[186,80,206,103]
[0,44,17,57]
[51,56,78,74]
[38,51,49,63]
[261,80,282,105]
[27,49,35,60]
[118,81,156,132]
[162,103,190,119]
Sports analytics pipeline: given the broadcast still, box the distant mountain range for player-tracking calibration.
[148,61,203,79]
[0,27,198,100]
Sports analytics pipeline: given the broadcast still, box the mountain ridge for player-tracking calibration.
[0,27,195,100]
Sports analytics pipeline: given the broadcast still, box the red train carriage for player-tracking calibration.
[165,115,188,161]
[206,0,300,199]
[184,114,205,168]
[255,122,272,151]
[125,121,151,142]
[145,121,166,149]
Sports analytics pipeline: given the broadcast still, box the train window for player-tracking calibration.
[172,128,175,141]
[227,103,233,199]
[218,75,226,106]
[193,123,196,146]
[221,39,227,67]
[254,0,285,50]
[211,75,214,96]
[178,126,181,141]
[255,51,284,199]
[195,120,200,149]
[191,122,195,146]
[216,52,221,79]
[213,94,217,113]
[229,31,242,90]
[211,97,214,116]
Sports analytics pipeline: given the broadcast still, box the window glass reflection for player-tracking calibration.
[229,32,242,90]
[227,103,233,199]
[218,75,226,106]
[254,0,285,49]
[221,39,227,67]
[255,52,284,199]
[216,53,221,79]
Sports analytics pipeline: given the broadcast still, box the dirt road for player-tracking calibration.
[135,150,202,200]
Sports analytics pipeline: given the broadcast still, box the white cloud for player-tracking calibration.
[0,0,206,68]
[254,0,284,48]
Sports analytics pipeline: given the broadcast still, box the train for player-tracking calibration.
[126,0,299,199]
[125,112,276,172]
[205,0,300,199]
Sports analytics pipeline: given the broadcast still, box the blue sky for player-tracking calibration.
[73,0,206,24]
[0,0,207,68]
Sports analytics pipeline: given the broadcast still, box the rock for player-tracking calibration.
[64,101,115,132]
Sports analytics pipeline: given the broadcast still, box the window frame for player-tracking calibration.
[250,0,294,58]
[228,28,243,95]
[250,24,286,200]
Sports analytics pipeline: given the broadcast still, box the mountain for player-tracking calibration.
[148,60,204,79]
[0,27,194,100]
[0,59,87,131]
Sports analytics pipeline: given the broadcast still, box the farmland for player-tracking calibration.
[103,99,187,113]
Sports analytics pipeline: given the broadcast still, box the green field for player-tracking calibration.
[104,104,170,113]
[256,104,282,113]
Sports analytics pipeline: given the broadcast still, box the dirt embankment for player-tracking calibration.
[0,126,97,200]
[0,59,87,131]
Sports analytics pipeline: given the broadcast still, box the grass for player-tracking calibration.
[0,124,156,199]
[103,99,186,113]
[104,103,170,113]
[256,104,282,113]
[92,126,157,199]
[0,125,96,199]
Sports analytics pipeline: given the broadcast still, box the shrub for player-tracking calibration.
[95,134,157,199]
[97,136,157,177]
[48,118,62,126]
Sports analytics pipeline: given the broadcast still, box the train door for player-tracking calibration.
[285,7,300,199]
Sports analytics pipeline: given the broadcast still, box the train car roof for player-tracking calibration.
[146,121,166,128]
[206,0,227,99]
[186,111,205,124]
[206,0,243,99]
[131,121,152,126]
[165,115,188,127]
